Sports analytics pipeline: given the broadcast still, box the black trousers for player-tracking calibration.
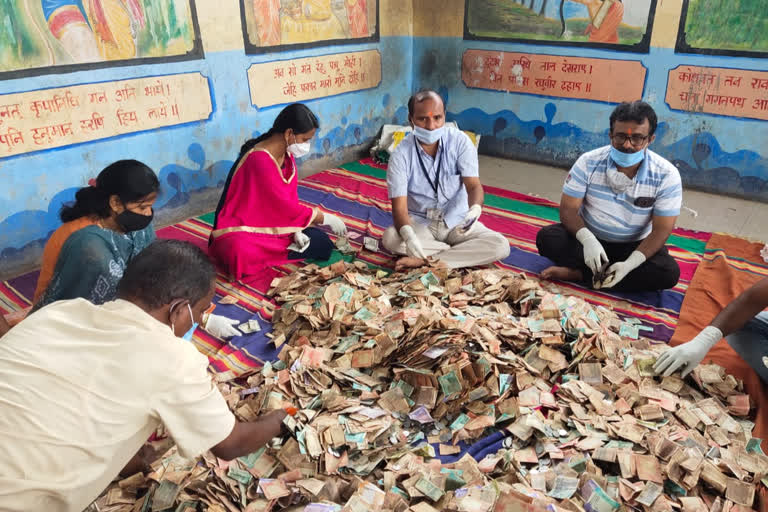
[535,224,680,292]
[287,227,334,261]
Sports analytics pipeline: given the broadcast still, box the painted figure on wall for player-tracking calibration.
[282,0,347,43]
[244,0,376,51]
[253,0,282,46]
[465,0,654,50]
[570,0,624,43]
[42,0,144,62]
[345,0,369,37]
[0,0,197,73]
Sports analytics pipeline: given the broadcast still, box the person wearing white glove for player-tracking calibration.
[203,312,241,339]
[399,225,427,259]
[282,210,337,261]
[536,101,682,292]
[598,250,646,289]
[654,326,722,377]
[381,90,510,269]
[654,277,768,383]
[287,231,310,253]
[209,103,338,281]
[320,212,347,236]
[459,204,482,234]
[575,227,608,274]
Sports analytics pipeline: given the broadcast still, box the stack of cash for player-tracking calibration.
[90,260,765,512]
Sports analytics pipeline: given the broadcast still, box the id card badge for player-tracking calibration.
[426,208,442,221]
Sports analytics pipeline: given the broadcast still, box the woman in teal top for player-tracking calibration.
[34,160,158,310]
[33,160,241,339]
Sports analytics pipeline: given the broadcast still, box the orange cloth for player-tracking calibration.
[34,217,97,302]
[585,1,623,44]
[670,233,767,512]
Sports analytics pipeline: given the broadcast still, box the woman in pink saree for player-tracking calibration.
[210,104,347,282]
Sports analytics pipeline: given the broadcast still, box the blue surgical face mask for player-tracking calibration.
[413,125,445,145]
[182,304,199,341]
[610,146,645,168]
[170,302,198,341]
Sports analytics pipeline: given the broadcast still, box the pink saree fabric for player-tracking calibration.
[210,149,315,281]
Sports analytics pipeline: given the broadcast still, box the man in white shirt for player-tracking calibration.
[0,240,286,512]
[383,89,510,269]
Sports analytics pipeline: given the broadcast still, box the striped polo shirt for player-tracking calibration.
[562,146,682,242]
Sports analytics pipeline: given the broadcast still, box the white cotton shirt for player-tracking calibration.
[0,298,236,512]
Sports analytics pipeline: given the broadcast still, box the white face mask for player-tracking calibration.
[606,167,635,194]
[287,134,310,158]
[413,125,445,145]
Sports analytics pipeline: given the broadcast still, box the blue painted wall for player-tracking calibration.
[6,3,766,278]
[413,36,768,202]
[0,36,413,277]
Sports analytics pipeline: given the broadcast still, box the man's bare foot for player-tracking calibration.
[540,266,583,282]
[395,256,427,270]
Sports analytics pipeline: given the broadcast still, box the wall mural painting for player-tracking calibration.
[449,102,768,202]
[240,0,378,54]
[0,73,213,158]
[666,66,768,121]
[676,0,768,57]
[0,0,201,77]
[247,50,382,108]
[461,50,646,104]
[464,0,657,52]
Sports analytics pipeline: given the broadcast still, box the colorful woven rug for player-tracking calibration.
[0,158,711,375]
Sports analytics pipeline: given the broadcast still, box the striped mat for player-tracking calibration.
[0,158,711,376]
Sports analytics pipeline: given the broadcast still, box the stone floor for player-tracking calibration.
[478,155,768,243]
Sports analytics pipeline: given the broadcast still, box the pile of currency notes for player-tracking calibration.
[90,261,766,512]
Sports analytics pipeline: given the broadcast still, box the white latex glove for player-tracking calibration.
[576,227,608,275]
[459,204,482,233]
[598,250,646,289]
[287,231,310,253]
[399,225,427,259]
[204,313,241,338]
[322,213,347,236]
[654,326,723,377]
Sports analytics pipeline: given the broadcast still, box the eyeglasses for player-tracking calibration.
[611,133,649,147]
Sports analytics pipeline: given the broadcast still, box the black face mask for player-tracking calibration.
[116,209,153,232]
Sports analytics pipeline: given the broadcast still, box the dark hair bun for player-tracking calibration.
[58,160,159,223]
[60,185,110,222]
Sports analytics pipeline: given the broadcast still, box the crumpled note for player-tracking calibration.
[287,231,310,253]
[334,236,356,254]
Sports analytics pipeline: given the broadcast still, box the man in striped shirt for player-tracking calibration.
[536,101,682,292]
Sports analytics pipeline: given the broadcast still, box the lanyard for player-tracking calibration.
[415,139,444,200]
